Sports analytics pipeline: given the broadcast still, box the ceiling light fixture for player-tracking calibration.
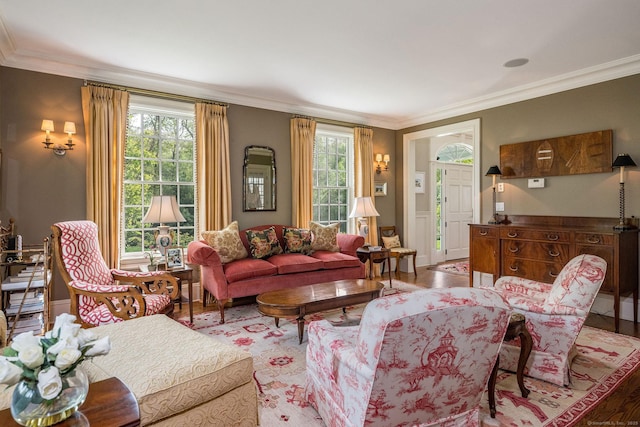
[504,58,529,68]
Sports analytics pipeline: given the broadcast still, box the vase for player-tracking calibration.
[10,368,89,427]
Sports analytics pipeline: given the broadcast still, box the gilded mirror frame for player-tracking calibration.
[243,145,276,211]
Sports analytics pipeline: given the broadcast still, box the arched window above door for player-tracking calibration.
[436,142,473,164]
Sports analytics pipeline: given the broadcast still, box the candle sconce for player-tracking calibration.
[41,119,76,156]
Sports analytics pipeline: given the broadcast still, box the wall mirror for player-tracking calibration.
[243,145,276,211]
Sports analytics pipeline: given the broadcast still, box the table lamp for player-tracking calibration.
[349,196,380,239]
[612,153,637,230]
[142,195,186,255]
[486,165,502,224]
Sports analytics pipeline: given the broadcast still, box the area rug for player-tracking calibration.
[431,260,469,276]
[177,282,640,426]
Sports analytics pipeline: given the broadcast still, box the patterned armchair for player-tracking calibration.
[52,221,179,328]
[305,287,512,427]
[492,253,607,386]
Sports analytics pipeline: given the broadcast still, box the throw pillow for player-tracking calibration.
[283,227,313,254]
[310,221,340,252]
[201,221,248,264]
[382,235,402,249]
[246,226,283,259]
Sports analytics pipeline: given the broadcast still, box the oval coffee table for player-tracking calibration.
[257,279,385,344]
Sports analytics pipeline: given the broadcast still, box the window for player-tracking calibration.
[122,96,196,259]
[313,125,354,233]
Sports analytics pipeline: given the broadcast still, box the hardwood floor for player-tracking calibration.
[174,266,640,424]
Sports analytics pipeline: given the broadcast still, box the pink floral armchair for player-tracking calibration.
[492,253,607,386]
[52,221,179,328]
[304,287,512,427]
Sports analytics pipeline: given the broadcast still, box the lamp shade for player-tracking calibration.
[142,196,186,224]
[63,121,76,135]
[375,153,383,162]
[349,196,380,218]
[41,120,54,132]
[485,165,502,176]
[612,154,637,168]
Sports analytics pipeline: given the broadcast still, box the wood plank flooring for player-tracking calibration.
[174,266,640,424]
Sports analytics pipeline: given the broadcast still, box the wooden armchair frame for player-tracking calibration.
[378,225,417,276]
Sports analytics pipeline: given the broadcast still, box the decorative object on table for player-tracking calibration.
[414,171,425,193]
[166,247,184,269]
[612,153,637,230]
[144,249,159,271]
[0,313,111,426]
[142,195,186,256]
[349,196,380,238]
[485,165,502,224]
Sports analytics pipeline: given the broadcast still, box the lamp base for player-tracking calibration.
[613,223,637,231]
[357,218,369,238]
[154,225,174,256]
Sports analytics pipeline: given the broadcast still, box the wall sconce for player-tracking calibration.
[41,119,76,156]
[612,153,637,230]
[375,153,390,174]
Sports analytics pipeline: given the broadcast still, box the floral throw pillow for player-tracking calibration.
[382,235,402,249]
[310,221,340,252]
[201,221,248,264]
[283,227,313,254]
[246,226,283,259]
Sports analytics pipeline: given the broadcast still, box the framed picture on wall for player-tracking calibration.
[374,181,387,196]
[415,171,425,194]
[166,247,184,269]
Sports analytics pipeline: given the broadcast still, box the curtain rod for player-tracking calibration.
[292,114,372,130]
[84,80,229,107]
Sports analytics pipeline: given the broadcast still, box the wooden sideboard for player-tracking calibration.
[469,215,639,333]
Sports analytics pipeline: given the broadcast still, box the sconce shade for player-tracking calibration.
[349,196,380,218]
[612,154,637,168]
[375,153,383,162]
[64,121,76,135]
[383,154,390,163]
[143,195,186,224]
[41,120,54,132]
[485,165,502,176]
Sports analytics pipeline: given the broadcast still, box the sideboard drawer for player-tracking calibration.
[502,258,563,283]
[500,228,571,242]
[471,226,498,238]
[574,232,614,246]
[502,241,571,263]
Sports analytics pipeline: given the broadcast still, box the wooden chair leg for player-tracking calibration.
[412,254,417,276]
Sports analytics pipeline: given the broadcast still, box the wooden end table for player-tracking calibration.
[0,377,140,427]
[356,247,392,285]
[256,279,384,344]
[488,312,533,418]
[160,265,194,324]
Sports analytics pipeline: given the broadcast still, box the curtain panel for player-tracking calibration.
[195,103,232,232]
[354,127,379,248]
[81,86,129,268]
[290,118,316,228]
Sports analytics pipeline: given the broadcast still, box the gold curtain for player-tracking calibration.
[290,117,316,228]
[195,103,232,231]
[353,127,378,247]
[81,86,129,268]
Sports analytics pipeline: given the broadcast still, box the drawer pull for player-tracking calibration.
[507,231,518,238]
[509,265,519,272]
[479,230,488,236]
[508,246,519,253]
[546,234,559,241]
[548,250,560,257]
[549,271,559,278]
[587,236,601,244]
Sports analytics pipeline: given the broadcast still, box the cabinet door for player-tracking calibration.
[469,226,499,280]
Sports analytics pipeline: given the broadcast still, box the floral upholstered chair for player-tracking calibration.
[304,287,512,427]
[492,253,607,386]
[51,221,179,328]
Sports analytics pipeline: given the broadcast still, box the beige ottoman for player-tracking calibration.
[1,315,258,427]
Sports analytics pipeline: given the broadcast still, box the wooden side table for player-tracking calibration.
[0,377,140,427]
[356,247,392,285]
[488,312,532,418]
[160,265,194,324]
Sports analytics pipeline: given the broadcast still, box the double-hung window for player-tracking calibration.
[122,96,196,261]
[312,125,354,233]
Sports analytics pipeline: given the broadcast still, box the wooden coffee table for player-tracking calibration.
[256,279,385,344]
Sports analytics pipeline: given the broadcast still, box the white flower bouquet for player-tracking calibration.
[0,313,110,400]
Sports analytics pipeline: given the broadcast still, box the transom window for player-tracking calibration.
[313,125,354,233]
[122,96,196,259]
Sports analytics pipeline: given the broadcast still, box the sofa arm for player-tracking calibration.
[187,240,230,300]
[337,233,365,256]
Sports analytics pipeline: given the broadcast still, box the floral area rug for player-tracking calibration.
[178,281,640,426]
[430,260,470,276]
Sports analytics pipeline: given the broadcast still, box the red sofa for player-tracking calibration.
[187,224,366,323]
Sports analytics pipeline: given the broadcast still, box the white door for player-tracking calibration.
[444,164,473,260]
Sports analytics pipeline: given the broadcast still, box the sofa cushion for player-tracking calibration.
[310,221,340,252]
[224,257,278,283]
[283,227,313,255]
[201,221,248,264]
[246,226,283,259]
[267,253,324,274]
[311,251,362,269]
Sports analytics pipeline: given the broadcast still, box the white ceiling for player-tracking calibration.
[1,1,639,130]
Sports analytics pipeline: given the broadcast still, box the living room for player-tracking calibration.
[1,2,640,425]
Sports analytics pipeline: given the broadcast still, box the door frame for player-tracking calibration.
[402,118,480,267]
